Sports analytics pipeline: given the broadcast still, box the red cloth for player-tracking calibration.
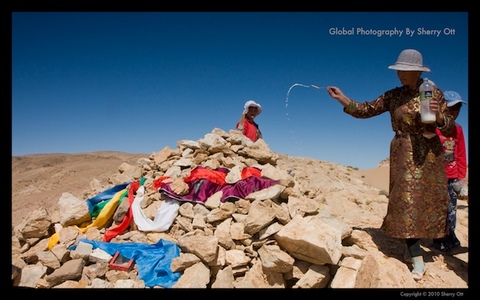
[241,166,262,179]
[183,166,227,186]
[103,180,141,242]
[152,176,171,190]
[436,124,467,180]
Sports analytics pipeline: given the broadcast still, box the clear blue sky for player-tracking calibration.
[11,12,468,169]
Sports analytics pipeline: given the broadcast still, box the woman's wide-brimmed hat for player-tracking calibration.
[388,49,431,72]
[243,100,262,116]
[444,90,467,107]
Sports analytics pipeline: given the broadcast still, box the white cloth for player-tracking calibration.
[132,186,180,232]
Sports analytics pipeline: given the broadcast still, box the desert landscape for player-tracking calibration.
[11,133,468,289]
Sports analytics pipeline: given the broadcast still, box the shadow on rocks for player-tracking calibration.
[354,226,407,262]
[357,226,469,285]
[425,244,469,283]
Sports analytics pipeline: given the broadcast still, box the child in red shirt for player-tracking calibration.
[236,100,263,142]
[432,90,467,252]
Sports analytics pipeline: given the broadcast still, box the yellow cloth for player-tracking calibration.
[76,188,127,233]
[47,232,59,250]
[47,188,127,250]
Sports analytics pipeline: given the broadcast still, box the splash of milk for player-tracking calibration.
[285,83,323,109]
[285,83,324,122]
[285,83,325,151]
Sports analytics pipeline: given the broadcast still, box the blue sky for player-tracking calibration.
[11,12,469,169]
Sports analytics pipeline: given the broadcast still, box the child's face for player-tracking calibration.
[246,106,259,118]
[448,104,462,120]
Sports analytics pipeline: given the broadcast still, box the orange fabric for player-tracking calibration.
[241,167,262,179]
[183,167,227,186]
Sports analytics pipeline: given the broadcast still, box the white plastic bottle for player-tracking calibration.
[419,78,436,123]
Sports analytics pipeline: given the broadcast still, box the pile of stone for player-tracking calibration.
[12,128,417,289]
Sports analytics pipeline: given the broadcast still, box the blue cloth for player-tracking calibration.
[72,238,181,288]
[85,182,130,213]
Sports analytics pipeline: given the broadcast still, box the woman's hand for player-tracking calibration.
[327,86,343,99]
[327,86,352,107]
[429,98,445,124]
[429,98,441,113]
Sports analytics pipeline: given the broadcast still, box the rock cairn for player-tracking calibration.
[12,127,420,289]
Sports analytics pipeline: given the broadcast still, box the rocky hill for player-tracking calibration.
[11,128,468,291]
